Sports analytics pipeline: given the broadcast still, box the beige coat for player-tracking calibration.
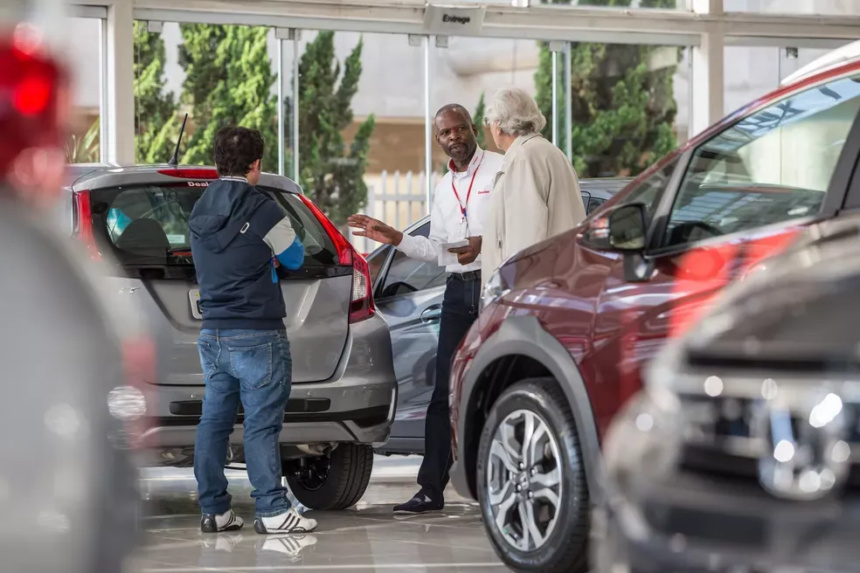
[482,134,586,288]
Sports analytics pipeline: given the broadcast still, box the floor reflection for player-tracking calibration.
[131,459,507,572]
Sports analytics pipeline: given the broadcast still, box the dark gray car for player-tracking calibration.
[595,211,860,573]
[370,178,630,455]
[60,165,396,511]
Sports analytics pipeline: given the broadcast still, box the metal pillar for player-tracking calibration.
[564,42,572,161]
[99,18,109,164]
[690,0,725,137]
[690,30,725,136]
[292,31,300,182]
[105,0,136,165]
[424,35,432,214]
[551,49,558,146]
[277,36,284,176]
[276,28,300,180]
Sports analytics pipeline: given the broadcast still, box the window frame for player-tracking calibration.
[644,69,860,259]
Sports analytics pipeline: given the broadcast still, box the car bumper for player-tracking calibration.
[138,315,397,460]
[595,469,860,573]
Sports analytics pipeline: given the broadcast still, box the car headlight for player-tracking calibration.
[480,269,509,312]
[107,386,147,422]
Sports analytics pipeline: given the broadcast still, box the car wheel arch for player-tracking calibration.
[457,315,605,505]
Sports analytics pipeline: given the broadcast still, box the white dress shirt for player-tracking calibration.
[397,148,505,273]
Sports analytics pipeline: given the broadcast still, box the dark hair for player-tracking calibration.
[213,126,265,177]
[434,104,472,124]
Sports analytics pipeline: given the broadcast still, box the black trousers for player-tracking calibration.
[417,272,481,499]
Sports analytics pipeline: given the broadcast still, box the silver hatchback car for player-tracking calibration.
[60,165,396,511]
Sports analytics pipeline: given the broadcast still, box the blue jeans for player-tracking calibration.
[194,329,292,518]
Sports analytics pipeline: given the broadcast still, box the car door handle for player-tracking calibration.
[420,305,442,323]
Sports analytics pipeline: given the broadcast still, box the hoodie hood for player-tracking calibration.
[189,179,266,254]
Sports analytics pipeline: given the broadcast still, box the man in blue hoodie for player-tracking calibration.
[189,126,316,536]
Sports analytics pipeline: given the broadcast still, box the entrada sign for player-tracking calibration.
[423,5,485,36]
[442,14,471,25]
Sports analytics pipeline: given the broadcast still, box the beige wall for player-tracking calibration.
[343,118,500,174]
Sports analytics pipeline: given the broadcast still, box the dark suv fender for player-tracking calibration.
[450,315,605,505]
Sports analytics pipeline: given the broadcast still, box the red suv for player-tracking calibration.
[449,52,860,573]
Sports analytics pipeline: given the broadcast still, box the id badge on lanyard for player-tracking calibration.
[458,217,471,242]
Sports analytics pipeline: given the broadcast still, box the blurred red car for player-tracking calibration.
[0,3,146,571]
[448,48,860,573]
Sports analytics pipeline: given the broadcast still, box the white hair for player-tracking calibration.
[485,87,547,137]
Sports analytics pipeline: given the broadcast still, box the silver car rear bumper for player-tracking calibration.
[137,314,397,456]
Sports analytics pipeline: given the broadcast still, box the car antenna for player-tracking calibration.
[167,113,189,167]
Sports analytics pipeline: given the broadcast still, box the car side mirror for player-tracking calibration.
[583,203,648,252]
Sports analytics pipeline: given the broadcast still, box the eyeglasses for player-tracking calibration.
[483,117,491,127]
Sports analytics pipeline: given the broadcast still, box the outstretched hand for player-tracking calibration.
[348,214,404,246]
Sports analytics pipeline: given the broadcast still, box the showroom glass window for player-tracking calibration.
[664,74,860,248]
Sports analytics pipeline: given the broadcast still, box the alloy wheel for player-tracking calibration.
[486,408,562,552]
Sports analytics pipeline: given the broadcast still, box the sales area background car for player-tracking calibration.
[62,165,396,511]
[596,212,860,573]
[447,46,860,572]
[366,178,630,455]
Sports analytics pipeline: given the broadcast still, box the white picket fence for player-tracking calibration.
[351,170,440,254]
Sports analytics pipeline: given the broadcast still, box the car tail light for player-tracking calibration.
[72,190,101,260]
[298,194,376,323]
[156,168,218,179]
[0,37,66,179]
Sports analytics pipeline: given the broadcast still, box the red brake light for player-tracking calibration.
[298,194,352,265]
[73,190,101,260]
[14,75,52,116]
[157,168,218,179]
[0,38,65,178]
[298,194,375,323]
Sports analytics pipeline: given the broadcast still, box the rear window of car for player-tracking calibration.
[89,182,339,268]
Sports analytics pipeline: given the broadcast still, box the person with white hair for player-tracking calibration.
[481,87,586,288]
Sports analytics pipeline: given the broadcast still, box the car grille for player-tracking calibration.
[678,393,860,491]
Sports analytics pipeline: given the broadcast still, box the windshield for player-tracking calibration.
[667,184,824,238]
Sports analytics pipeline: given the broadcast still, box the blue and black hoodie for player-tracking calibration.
[189,178,305,331]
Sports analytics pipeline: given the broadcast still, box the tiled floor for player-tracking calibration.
[130,459,508,572]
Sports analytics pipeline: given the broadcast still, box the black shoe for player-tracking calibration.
[201,510,244,533]
[393,491,444,514]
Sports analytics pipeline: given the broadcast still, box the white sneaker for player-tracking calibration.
[254,508,317,534]
[200,509,244,533]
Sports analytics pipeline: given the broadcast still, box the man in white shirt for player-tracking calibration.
[348,104,504,514]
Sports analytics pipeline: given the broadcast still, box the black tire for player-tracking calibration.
[476,378,590,573]
[284,443,374,510]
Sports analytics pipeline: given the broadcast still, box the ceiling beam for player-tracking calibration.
[81,0,860,47]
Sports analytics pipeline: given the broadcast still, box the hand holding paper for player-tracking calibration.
[447,236,482,266]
